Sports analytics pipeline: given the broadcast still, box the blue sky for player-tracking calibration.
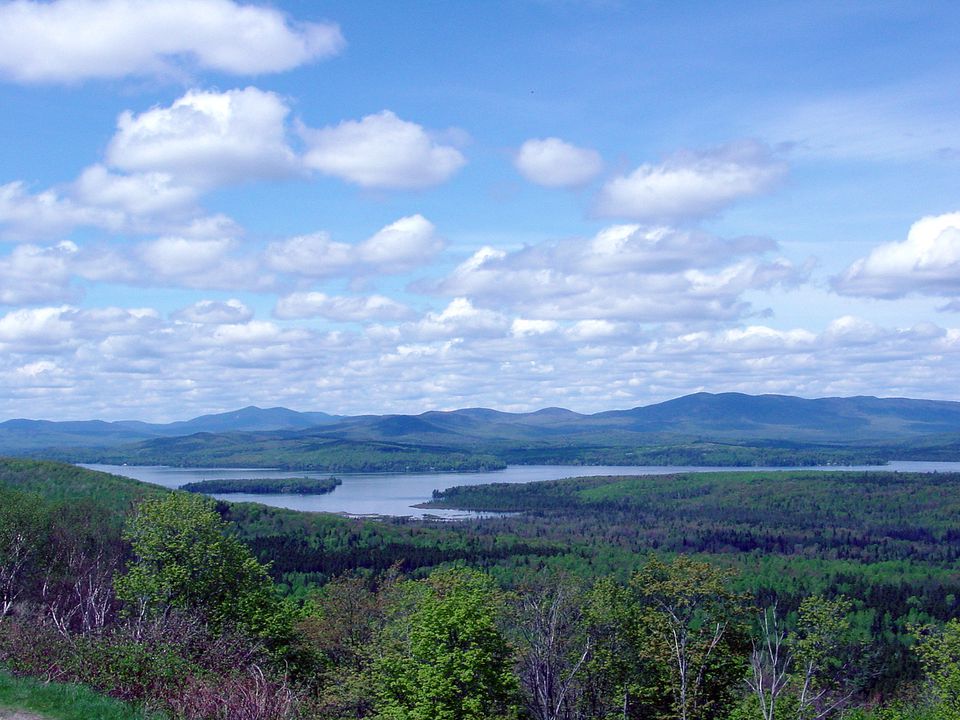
[0,0,958,421]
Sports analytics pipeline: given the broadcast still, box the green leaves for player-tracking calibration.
[914,619,960,718]
[373,567,520,720]
[114,493,283,643]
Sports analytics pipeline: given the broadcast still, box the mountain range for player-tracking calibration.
[4,392,960,469]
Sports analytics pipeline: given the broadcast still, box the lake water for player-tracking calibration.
[81,460,960,520]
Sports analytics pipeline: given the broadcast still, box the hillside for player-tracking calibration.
[5,393,960,469]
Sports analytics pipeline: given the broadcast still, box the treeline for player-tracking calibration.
[181,476,342,495]
[3,485,959,719]
[39,429,942,471]
[495,442,892,467]
[60,436,508,472]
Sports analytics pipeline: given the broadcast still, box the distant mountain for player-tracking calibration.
[0,406,340,453]
[143,405,339,435]
[596,393,960,440]
[6,393,960,468]
[0,419,155,451]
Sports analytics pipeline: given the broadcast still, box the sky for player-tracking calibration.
[0,0,959,422]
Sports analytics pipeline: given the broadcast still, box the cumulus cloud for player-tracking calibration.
[73,165,197,217]
[266,214,443,277]
[301,111,466,189]
[595,140,786,222]
[427,224,800,322]
[0,181,123,238]
[172,299,253,324]
[205,319,305,346]
[139,236,234,276]
[356,215,445,270]
[0,243,79,305]
[511,318,559,337]
[107,87,299,189]
[274,292,414,322]
[514,137,603,188]
[0,0,344,83]
[834,212,960,299]
[405,298,508,340]
[0,306,75,349]
[1,88,301,238]
[0,171,216,240]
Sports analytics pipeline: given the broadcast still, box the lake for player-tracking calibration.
[81,461,960,519]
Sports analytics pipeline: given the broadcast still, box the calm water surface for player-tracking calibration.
[82,461,960,519]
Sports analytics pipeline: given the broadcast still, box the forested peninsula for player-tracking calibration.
[181,476,342,495]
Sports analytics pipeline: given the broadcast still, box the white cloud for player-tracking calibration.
[409,298,508,340]
[428,224,800,322]
[107,87,298,189]
[207,320,301,346]
[172,299,253,324]
[567,319,619,341]
[265,215,443,277]
[514,137,603,188]
[301,111,466,189]
[595,140,785,222]
[0,173,219,240]
[73,165,197,216]
[356,215,445,270]
[264,231,352,277]
[0,181,123,238]
[511,318,559,337]
[0,0,344,83]
[2,297,960,420]
[834,212,960,299]
[0,243,78,304]
[0,306,75,348]
[822,315,887,345]
[274,292,414,322]
[139,236,234,276]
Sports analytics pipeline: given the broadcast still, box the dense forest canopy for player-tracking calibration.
[2,458,960,719]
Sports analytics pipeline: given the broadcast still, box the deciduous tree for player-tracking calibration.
[374,566,519,720]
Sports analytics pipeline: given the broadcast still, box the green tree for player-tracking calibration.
[297,570,403,718]
[582,575,670,720]
[914,618,960,719]
[792,595,857,719]
[374,566,520,720]
[630,556,748,720]
[114,493,284,642]
[0,487,49,619]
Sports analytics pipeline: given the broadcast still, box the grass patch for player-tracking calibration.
[0,670,161,720]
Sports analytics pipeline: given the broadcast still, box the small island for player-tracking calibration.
[180,476,342,495]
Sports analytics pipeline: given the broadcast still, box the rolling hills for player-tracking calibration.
[4,392,960,469]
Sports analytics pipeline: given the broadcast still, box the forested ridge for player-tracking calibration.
[10,393,960,471]
[2,458,960,719]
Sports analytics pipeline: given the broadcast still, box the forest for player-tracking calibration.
[1,458,960,719]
